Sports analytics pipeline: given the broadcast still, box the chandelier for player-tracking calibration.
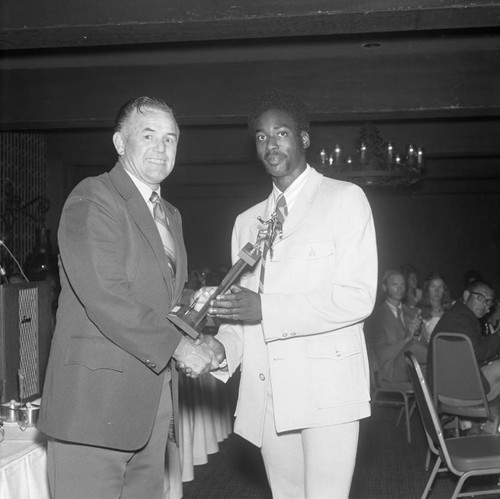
[315,123,424,188]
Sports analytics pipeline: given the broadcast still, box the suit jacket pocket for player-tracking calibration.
[288,240,334,260]
[64,336,124,372]
[307,334,369,408]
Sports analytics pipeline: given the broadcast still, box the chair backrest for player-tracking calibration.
[433,332,490,413]
[405,352,456,471]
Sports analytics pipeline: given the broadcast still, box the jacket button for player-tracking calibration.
[282,333,288,338]
[150,362,156,369]
[259,373,265,381]
[335,350,341,357]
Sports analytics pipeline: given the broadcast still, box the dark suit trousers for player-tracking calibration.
[47,368,173,499]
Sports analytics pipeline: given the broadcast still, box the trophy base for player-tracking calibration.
[166,241,263,341]
[167,312,199,340]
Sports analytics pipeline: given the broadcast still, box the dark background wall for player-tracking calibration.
[2,1,500,299]
[44,118,500,300]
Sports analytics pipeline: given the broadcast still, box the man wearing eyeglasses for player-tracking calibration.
[427,280,500,401]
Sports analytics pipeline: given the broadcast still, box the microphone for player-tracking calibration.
[0,265,9,284]
[0,240,30,282]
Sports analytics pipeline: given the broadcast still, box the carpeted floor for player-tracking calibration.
[181,404,499,498]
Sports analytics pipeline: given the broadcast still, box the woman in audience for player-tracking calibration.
[418,272,452,342]
[401,263,422,308]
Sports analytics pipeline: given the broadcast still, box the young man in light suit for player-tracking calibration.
[202,91,378,498]
[38,97,218,499]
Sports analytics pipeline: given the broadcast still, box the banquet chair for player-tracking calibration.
[405,351,500,499]
[432,332,500,437]
[368,345,415,443]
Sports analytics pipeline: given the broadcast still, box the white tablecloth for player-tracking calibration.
[0,375,233,499]
[165,374,233,499]
[0,425,50,499]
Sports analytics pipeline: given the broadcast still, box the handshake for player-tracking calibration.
[173,333,225,378]
[173,286,225,378]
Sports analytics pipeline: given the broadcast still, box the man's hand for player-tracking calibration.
[196,333,226,366]
[208,285,262,323]
[173,336,218,378]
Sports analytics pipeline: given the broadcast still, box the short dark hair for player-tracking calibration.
[400,263,418,280]
[463,269,483,289]
[114,96,176,133]
[247,90,310,136]
[467,280,494,294]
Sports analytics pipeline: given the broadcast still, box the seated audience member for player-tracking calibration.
[486,301,500,335]
[401,263,422,308]
[428,280,500,401]
[365,270,427,383]
[418,272,452,343]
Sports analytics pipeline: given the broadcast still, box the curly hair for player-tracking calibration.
[247,90,310,136]
[114,96,176,133]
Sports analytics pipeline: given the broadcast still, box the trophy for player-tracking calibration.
[167,211,282,339]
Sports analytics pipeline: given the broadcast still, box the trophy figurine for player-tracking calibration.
[167,212,281,339]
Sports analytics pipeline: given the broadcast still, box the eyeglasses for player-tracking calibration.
[470,291,495,307]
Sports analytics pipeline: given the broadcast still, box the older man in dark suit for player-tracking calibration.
[427,280,500,400]
[366,269,427,382]
[38,97,220,499]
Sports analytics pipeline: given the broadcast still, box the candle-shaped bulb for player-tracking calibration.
[320,148,327,165]
[360,142,367,168]
[407,144,416,168]
[386,142,394,169]
[417,147,424,170]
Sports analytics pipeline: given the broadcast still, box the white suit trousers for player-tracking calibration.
[260,388,359,499]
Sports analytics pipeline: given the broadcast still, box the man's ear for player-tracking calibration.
[301,131,310,150]
[463,290,470,302]
[113,132,125,155]
[381,284,387,295]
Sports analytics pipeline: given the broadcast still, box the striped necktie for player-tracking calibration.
[258,194,288,293]
[150,191,176,276]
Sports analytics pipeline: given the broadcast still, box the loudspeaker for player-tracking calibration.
[0,282,52,403]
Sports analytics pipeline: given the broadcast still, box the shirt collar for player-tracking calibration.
[385,300,402,318]
[271,164,311,212]
[123,167,161,207]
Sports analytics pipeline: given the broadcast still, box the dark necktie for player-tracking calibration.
[150,191,176,276]
[258,194,288,293]
[397,307,405,328]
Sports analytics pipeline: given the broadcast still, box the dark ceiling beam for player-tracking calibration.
[1,42,499,130]
[1,1,500,51]
[4,108,500,132]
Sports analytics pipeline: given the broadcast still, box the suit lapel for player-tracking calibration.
[381,302,408,337]
[108,164,172,288]
[275,167,323,246]
[249,168,323,252]
[282,169,322,239]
